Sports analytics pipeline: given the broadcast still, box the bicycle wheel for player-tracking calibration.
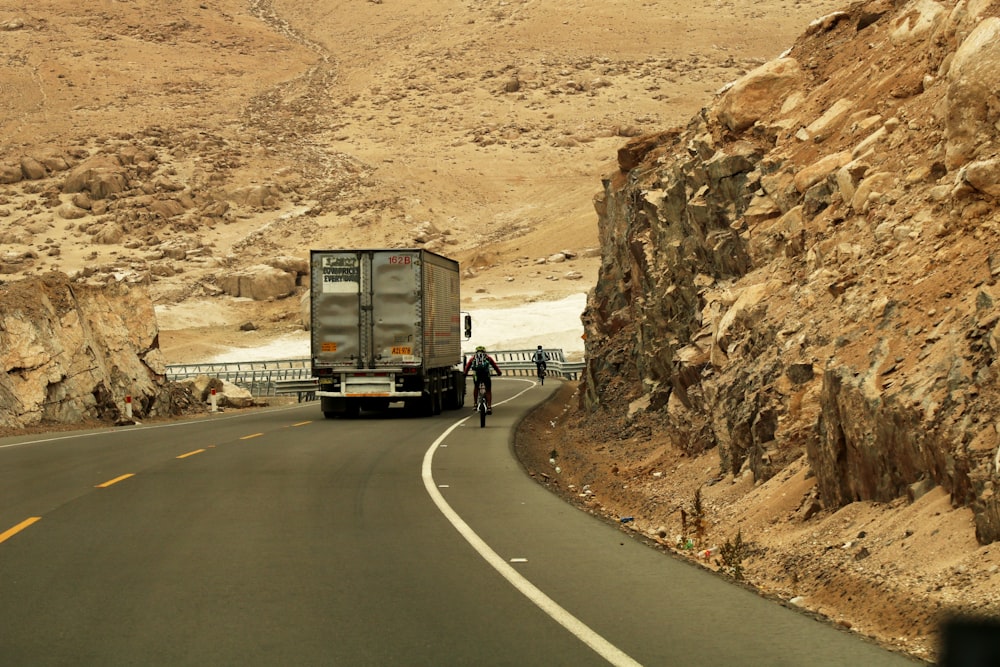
[480,407,486,428]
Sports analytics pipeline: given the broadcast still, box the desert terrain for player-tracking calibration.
[1,0,841,343]
[6,0,982,662]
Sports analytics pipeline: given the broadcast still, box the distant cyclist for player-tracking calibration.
[532,345,547,378]
[464,345,502,414]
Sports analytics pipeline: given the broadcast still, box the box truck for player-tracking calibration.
[310,249,467,418]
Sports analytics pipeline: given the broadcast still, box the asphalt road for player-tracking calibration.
[0,379,922,666]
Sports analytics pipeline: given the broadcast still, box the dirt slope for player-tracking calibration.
[1,0,840,347]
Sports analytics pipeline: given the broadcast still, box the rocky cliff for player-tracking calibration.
[583,0,1000,544]
[0,273,181,430]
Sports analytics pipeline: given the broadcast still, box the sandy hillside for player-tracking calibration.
[1,0,841,362]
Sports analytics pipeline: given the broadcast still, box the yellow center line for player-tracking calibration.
[0,517,41,545]
[176,449,206,459]
[292,421,312,427]
[95,473,135,488]
[240,433,264,440]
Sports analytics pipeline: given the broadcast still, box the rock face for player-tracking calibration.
[0,273,181,429]
[218,264,297,300]
[583,1,1000,544]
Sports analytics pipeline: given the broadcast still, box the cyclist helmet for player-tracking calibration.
[476,345,486,351]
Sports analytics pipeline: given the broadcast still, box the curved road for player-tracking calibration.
[0,380,920,666]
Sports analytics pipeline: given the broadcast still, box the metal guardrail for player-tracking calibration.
[166,358,313,398]
[465,348,584,381]
[274,377,319,402]
[165,349,583,398]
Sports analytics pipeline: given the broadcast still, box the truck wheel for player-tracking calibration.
[427,374,442,415]
[321,397,342,419]
[458,380,466,408]
[427,390,441,416]
[447,370,465,410]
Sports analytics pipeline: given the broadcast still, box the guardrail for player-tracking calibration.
[166,358,313,398]
[464,348,584,381]
[274,377,319,402]
[165,348,583,398]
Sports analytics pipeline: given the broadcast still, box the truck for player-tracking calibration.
[309,248,468,418]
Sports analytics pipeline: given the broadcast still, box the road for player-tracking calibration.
[0,380,921,666]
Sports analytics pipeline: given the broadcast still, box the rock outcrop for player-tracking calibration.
[217,264,297,300]
[0,273,183,429]
[583,0,1000,544]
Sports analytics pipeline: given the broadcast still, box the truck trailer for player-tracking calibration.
[310,249,467,418]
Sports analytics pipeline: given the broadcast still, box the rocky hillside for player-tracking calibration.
[586,0,1000,544]
[561,0,1000,657]
[0,273,187,430]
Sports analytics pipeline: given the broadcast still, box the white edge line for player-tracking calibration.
[421,386,642,667]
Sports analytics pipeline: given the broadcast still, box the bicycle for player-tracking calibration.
[476,379,488,428]
[536,362,546,385]
[470,371,499,427]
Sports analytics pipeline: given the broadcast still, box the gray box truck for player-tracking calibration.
[310,248,467,418]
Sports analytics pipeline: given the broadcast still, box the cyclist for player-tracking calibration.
[532,345,547,379]
[464,345,502,414]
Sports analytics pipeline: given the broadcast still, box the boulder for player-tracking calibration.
[147,198,187,219]
[944,18,1000,168]
[229,184,281,209]
[219,381,255,408]
[0,164,22,184]
[92,222,126,244]
[217,265,296,300]
[57,202,89,220]
[30,149,71,173]
[889,0,946,43]
[19,156,47,180]
[801,98,856,143]
[62,154,129,199]
[268,255,309,278]
[794,151,852,193]
[962,158,1000,197]
[716,58,805,133]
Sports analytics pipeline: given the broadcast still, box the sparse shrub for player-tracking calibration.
[692,487,705,542]
[679,488,707,549]
[719,529,749,580]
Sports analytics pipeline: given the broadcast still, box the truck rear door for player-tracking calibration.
[370,250,421,368]
[311,250,362,367]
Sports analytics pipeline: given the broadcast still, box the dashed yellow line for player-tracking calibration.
[95,473,135,488]
[240,433,264,440]
[176,449,206,459]
[292,421,312,427]
[0,517,41,545]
